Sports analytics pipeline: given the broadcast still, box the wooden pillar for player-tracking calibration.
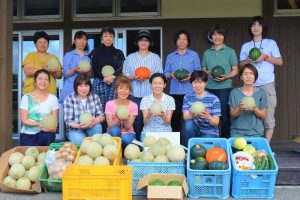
[0,0,13,152]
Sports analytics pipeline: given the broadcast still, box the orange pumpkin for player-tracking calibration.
[206,147,227,163]
[135,66,151,79]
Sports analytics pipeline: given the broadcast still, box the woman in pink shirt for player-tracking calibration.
[105,75,138,147]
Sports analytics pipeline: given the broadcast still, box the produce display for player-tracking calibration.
[3,147,46,190]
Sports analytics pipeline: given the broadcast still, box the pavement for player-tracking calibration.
[0,186,300,200]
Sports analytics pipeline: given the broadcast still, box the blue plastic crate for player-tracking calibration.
[187,138,231,199]
[127,161,185,195]
[228,137,278,199]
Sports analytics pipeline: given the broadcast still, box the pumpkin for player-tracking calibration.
[190,157,208,170]
[206,147,227,163]
[249,47,261,61]
[190,144,206,158]
[208,161,228,170]
[135,66,151,79]
[174,68,189,80]
[211,65,225,79]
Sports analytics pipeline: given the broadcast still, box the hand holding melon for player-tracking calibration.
[45,58,60,71]
[240,96,256,111]
[77,60,91,72]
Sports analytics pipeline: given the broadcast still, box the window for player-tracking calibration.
[13,0,18,17]
[120,0,160,17]
[75,0,113,15]
[274,0,300,16]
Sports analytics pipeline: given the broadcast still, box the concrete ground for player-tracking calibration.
[0,186,299,200]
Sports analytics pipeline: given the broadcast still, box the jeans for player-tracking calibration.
[206,88,231,138]
[20,131,56,146]
[108,125,136,147]
[183,119,217,147]
[130,96,143,141]
[67,123,102,144]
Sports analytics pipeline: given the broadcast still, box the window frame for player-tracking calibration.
[118,0,161,17]
[274,0,300,17]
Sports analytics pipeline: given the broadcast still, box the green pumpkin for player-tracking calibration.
[208,161,228,170]
[174,68,189,80]
[211,65,225,79]
[190,158,208,170]
[190,144,206,159]
[249,47,261,61]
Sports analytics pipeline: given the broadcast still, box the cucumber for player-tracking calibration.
[267,155,275,170]
[259,156,267,170]
[254,156,260,170]
[263,156,269,170]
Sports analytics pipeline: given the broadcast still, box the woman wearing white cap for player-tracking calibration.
[123,30,163,141]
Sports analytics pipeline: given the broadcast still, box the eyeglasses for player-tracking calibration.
[36,77,50,81]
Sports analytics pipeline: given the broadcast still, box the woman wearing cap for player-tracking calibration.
[123,30,163,141]
[89,27,125,130]
[240,16,283,142]
[202,24,239,138]
[164,30,200,135]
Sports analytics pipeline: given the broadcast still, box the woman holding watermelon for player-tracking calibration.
[202,24,239,139]
[240,16,283,142]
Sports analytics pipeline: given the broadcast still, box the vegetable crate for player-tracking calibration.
[228,137,278,199]
[62,165,132,200]
[187,138,231,199]
[39,142,80,192]
[127,161,185,195]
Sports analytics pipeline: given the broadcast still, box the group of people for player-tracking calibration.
[19,16,283,147]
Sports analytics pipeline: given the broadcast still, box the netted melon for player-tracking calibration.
[41,114,58,129]
[46,58,59,70]
[78,60,91,71]
[101,65,115,77]
[79,112,93,124]
[191,101,205,115]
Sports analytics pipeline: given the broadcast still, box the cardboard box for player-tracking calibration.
[136,174,188,200]
[0,146,48,193]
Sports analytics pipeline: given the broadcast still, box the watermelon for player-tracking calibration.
[211,65,225,79]
[174,69,189,80]
[149,179,165,186]
[167,180,181,186]
[249,47,261,61]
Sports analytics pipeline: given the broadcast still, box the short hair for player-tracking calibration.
[33,31,50,44]
[72,31,89,51]
[34,69,50,82]
[73,73,92,96]
[239,64,258,82]
[190,70,208,83]
[248,16,268,38]
[173,30,191,46]
[115,75,132,92]
[100,27,115,38]
[149,73,167,84]
[209,24,227,41]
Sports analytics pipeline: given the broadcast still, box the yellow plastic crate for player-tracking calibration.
[62,165,132,200]
[74,137,122,166]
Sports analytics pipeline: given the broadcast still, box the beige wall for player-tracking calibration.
[161,0,262,18]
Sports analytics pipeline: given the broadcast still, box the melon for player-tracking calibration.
[8,152,24,166]
[101,65,115,77]
[211,65,225,79]
[91,133,102,143]
[41,114,58,130]
[22,156,36,170]
[79,112,93,124]
[150,102,163,115]
[76,155,94,165]
[3,176,16,188]
[174,68,189,80]
[191,101,205,115]
[149,179,165,186]
[103,144,118,161]
[46,58,59,70]
[99,133,114,147]
[124,144,141,160]
[16,177,31,190]
[80,140,91,154]
[86,142,103,159]
[242,96,256,109]
[78,60,91,71]
[167,145,185,162]
[37,152,46,163]
[157,137,171,146]
[28,166,40,182]
[149,143,167,156]
[116,105,130,119]
[234,137,247,150]
[25,147,39,159]
[143,135,156,147]
[154,155,169,162]
[249,47,261,61]
[94,156,110,166]
[139,151,155,162]
[243,145,256,156]
[167,180,181,186]
[9,163,26,179]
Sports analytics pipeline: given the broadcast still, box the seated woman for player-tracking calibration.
[229,64,267,137]
[182,70,221,147]
[63,73,104,144]
[105,75,138,147]
[19,69,59,146]
[140,73,175,141]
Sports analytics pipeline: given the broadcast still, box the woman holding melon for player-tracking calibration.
[63,74,104,144]
[123,30,163,140]
[140,73,175,137]
[182,71,221,147]
[60,31,91,103]
[22,31,62,96]
[19,69,59,146]
[240,16,283,142]
[105,75,138,147]
[229,64,267,137]
[202,24,239,139]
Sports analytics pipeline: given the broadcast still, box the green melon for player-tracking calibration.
[249,47,261,61]
[78,60,91,71]
[149,179,165,186]
[242,96,256,109]
[167,180,181,186]
[116,105,130,119]
[41,114,58,129]
[46,58,59,70]
[79,112,93,124]
[174,68,189,80]
[101,65,115,77]
[150,102,163,115]
[191,101,205,115]
[211,65,225,79]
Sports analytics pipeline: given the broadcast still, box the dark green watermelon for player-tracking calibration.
[174,68,189,80]
[211,65,225,79]
[149,179,165,186]
[208,161,228,170]
[249,47,261,61]
[167,180,181,186]
[190,144,206,158]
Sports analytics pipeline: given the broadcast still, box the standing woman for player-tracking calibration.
[202,24,239,138]
[20,69,59,146]
[123,30,163,140]
[164,30,201,134]
[22,31,62,96]
[240,16,283,142]
[60,31,90,103]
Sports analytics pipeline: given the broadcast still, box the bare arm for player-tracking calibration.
[23,64,42,77]
[183,110,219,126]
[20,109,40,127]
